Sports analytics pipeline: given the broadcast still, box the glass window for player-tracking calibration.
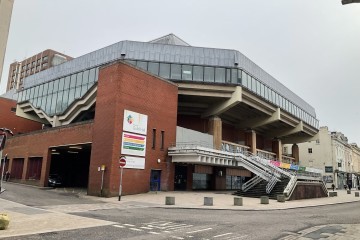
[64,76,71,90]
[242,71,248,88]
[159,63,170,78]
[136,61,147,71]
[43,83,49,96]
[61,89,70,112]
[88,68,96,83]
[204,67,214,82]
[40,96,46,111]
[226,69,231,83]
[18,91,23,102]
[70,74,76,88]
[193,66,203,81]
[55,91,63,114]
[181,65,192,81]
[80,84,88,96]
[264,86,269,100]
[32,97,38,108]
[260,83,265,97]
[48,81,54,94]
[170,64,181,79]
[29,88,34,100]
[68,88,75,103]
[82,70,89,85]
[45,94,52,113]
[251,77,256,92]
[148,62,159,75]
[215,67,226,83]
[255,81,260,95]
[232,69,238,84]
[50,94,58,115]
[76,72,83,86]
[58,78,65,91]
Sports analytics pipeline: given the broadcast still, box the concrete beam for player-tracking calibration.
[238,108,281,129]
[281,131,320,144]
[268,121,304,138]
[202,86,242,118]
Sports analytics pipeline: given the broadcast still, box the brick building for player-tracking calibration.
[6,49,73,91]
[1,34,327,199]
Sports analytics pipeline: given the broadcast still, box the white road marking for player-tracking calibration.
[112,225,125,228]
[123,224,136,227]
[186,228,213,234]
[129,228,142,231]
[226,235,249,240]
[140,227,153,229]
[149,231,161,234]
[214,233,233,238]
[170,237,184,239]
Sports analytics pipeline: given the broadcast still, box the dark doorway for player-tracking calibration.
[150,170,161,191]
[174,165,187,190]
[49,144,91,188]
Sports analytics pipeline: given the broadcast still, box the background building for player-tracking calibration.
[6,49,73,91]
[0,0,14,85]
[295,126,360,189]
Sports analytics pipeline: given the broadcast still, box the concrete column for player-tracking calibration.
[21,157,28,180]
[245,130,257,154]
[292,144,299,164]
[272,139,282,161]
[208,116,222,150]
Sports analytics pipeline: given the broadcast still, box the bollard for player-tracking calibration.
[204,197,213,206]
[0,213,10,230]
[165,196,175,205]
[260,196,269,204]
[234,197,243,206]
[277,195,286,202]
[347,190,351,194]
[355,192,359,197]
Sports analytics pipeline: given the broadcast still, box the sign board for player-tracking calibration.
[121,132,147,157]
[119,157,126,168]
[122,156,145,169]
[123,110,148,135]
[325,166,333,173]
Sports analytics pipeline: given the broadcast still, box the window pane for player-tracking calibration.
[251,77,256,92]
[43,83,49,96]
[159,63,170,78]
[232,69,238,84]
[82,70,89,85]
[226,69,231,83]
[170,64,181,79]
[53,80,59,93]
[193,66,203,81]
[76,72,83,86]
[55,91,63,114]
[125,60,136,65]
[68,88,75,104]
[50,94,57,115]
[215,67,226,83]
[182,65,192,80]
[260,83,265,97]
[70,74,76,88]
[136,61,147,71]
[64,76,71,90]
[204,67,214,82]
[88,68,96,83]
[58,78,65,91]
[148,62,159,75]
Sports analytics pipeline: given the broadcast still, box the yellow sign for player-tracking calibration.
[100,165,106,171]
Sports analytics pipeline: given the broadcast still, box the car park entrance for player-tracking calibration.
[48,143,91,188]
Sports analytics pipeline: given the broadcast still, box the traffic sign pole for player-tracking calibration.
[118,156,126,201]
[118,167,124,201]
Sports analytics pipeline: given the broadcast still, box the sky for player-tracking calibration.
[1,0,360,144]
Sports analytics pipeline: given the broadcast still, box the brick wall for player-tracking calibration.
[3,122,93,186]
[0,97,42,134]
[89,61,178,197]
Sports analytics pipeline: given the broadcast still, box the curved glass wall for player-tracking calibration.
[126,60,319,129]
[17,67,98,116]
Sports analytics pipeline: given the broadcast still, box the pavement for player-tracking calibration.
[1,187,360,239]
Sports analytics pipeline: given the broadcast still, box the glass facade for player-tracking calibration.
[125,60,319,128]
[17,57,318,129]
[17,67,99,116]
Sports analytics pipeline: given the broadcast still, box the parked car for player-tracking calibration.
[48,174,62,187]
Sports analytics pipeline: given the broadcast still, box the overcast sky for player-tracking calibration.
[1,0,360,144]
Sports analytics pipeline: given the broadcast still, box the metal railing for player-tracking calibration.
[242,175,262,192]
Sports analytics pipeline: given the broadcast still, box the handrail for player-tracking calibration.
[266,174,279,194]
[284,176,298,199]
[242,175,262,192]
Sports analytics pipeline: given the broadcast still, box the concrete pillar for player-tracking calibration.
[21,157,28,180]
[245,130,257,154]
[292,144,299,164]
[272,139,282,161]
[208,116,222,150]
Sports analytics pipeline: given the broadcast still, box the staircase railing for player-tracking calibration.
[266,171,279,194]
[242,175,262,192]
[284,176,298,199]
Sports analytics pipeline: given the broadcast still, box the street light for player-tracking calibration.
[342,0,360,4]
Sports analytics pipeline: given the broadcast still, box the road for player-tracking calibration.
[1,183,360,240]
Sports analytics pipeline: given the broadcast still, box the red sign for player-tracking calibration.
[119,156,126,168]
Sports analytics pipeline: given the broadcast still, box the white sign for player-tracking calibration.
[121,132,147,157]
[123,110,148,135]
[123,156,145,169]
